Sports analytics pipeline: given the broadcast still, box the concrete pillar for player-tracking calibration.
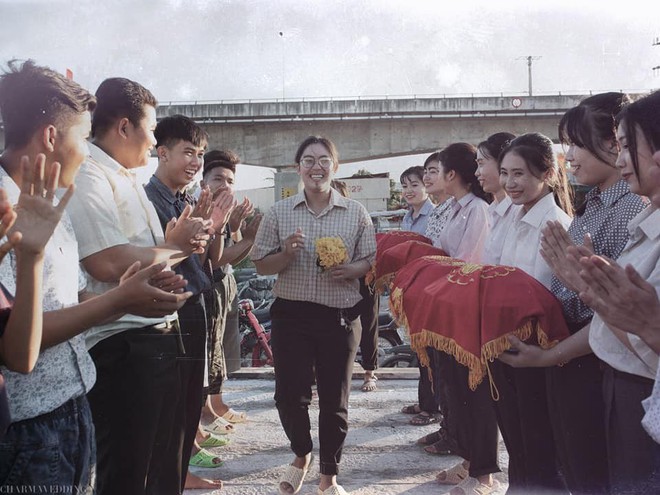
[274,170,301,202]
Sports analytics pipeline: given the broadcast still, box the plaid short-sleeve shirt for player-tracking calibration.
[251,190,376,308]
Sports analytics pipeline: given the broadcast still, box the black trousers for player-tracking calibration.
[546,354,609,495]
[171,295,207,492]
[440,352,500,478]
[419,348,441,414]
[88,323,182,495]
[602,365,656,495]
[490,361,566,494]
[270,298,361,475]
[358,277,379,372]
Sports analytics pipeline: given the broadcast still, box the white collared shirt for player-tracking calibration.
[66,144,175,349]
[500,193,572,288]
[483,196,521,266]
[589,206,660,380]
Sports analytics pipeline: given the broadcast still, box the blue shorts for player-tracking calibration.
[0,394,95,493]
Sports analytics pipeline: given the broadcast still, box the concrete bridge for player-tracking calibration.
[0,93,630,166]
[153,93,605,167]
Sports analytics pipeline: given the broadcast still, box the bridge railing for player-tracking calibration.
[156,89,652,107]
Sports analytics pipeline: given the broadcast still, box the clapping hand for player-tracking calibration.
[540,220,594,292]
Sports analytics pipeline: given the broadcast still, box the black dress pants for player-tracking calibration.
[270,298,361,475]
[358,277,379,372]
[88,323,182,495]
[171,295,207,492]
[546,354,609,495]
[491,362,566,494]
[440,352,500,478]
[602,365,656,495]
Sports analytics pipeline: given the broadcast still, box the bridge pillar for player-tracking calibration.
[274,170,301,203]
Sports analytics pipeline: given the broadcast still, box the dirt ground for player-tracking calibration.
[186,368,510,495]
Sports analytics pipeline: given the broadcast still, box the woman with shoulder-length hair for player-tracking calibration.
[251,136,376,495]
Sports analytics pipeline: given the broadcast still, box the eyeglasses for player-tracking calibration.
[300,157,333,169]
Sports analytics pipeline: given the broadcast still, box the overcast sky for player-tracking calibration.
[1,0,659,103]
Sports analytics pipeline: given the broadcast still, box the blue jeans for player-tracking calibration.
[0,395,95,494]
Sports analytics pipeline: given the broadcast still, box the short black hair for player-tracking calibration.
[155,114,207,150]
[203,149,239,176]
[400,166,424,184]
[91,77,157,138]
[0,59,96,148]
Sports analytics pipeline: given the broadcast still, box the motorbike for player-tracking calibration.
[380,344,419,368]
[238,298,274,367]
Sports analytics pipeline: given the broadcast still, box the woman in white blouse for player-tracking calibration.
[501,94,660,494]
[432,143,501,495]
[496,133,574,494]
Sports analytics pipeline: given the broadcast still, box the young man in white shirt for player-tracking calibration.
[66,78,210,495]
[0,60,190,494]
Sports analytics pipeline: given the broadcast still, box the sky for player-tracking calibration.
[1,0,659,188]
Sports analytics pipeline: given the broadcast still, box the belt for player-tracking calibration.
[152,320,177,331]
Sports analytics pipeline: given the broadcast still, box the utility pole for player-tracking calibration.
[279,31,285,100]
[517,55,541,96]
[653,36,660,77]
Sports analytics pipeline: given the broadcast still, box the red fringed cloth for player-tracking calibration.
[366,231,444,292]
[389,256,570,391]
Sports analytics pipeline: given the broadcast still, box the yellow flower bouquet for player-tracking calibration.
[315,236,348,270]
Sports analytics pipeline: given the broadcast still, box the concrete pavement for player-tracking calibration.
[186,367,510,494]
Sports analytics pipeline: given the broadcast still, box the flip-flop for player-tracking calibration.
[202,417,235,435]
[199,433,231,448]
[221,408,248,424]
[317,484,349,495]
[189,449,224,469]
[278,454,313,495]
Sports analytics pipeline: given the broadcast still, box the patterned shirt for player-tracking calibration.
[589,205,660,380]
[500,193,572,288]
[483,196,520,266]
[401,198,434,235]
[67,144,175,349]
[437,193,490,263]
[0,166,95,422]
[551,180,647,328]
[425,198,453,246]
[251,189,376,308]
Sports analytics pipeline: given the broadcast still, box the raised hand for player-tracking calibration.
[0,187,19,264]
[191,186,214,220]
[540,220,594,292]
[210,190,236,234]
[117,261,192,317]
[9,155,75,258]
[229,197,254,233]
[241,213,263,243]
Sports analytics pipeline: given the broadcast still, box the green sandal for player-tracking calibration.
[199,434,231,448]
[189,449,224,469]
